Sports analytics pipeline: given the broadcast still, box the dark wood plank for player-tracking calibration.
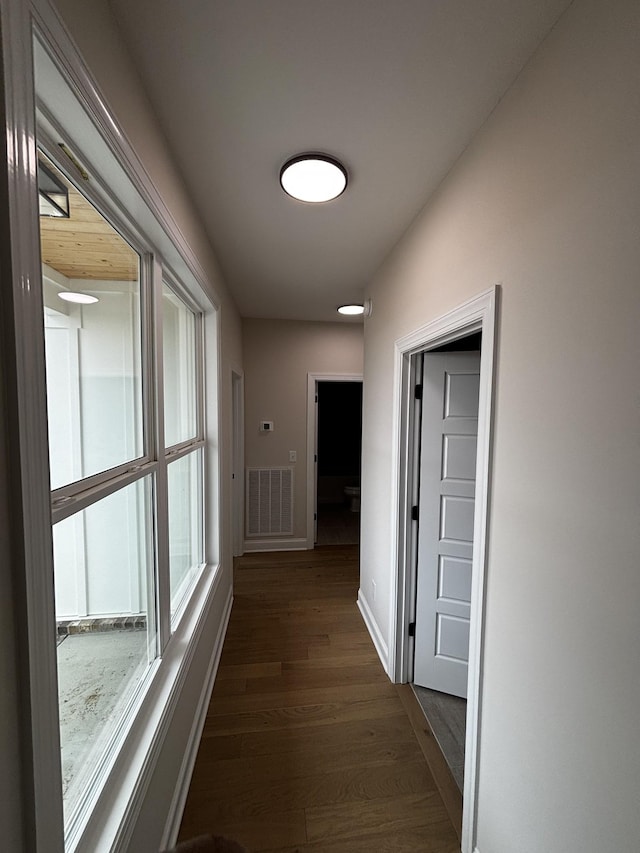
[185,759,435,817]
[305,791,452,843]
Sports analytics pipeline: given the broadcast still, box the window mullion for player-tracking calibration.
[141,253,157,464]
[49,455,154,504]
[152,258,171,653]
[195,312,205,441]
[50,461,158,525]
[165,437,205,462]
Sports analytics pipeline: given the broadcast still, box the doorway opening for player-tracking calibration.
[306,373,363,548]
[389,287,498,853]
[411,331,481,794]
[315,381,363,546]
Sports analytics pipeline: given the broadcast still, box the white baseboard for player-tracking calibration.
[357,589,389,674]
[243,537,310,553]
[160,585,233,848]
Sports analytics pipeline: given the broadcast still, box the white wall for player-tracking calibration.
[360,0,640,850]
[243,318,364,544]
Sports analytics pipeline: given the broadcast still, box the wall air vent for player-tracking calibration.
[246,467,293,537]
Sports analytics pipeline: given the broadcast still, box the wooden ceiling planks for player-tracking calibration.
[39,173,138,282]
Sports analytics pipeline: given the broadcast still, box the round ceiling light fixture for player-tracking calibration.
[337,304,365,316]
[58,291,99,305]
[280,154,347,203]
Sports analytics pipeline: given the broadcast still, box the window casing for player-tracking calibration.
[0,15,223,852]
[39,141,210,841]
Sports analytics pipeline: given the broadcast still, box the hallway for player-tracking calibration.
[178,546,460,851]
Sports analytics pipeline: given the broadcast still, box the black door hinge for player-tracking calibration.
[314,512,317,521]
[411,505,419,521]
[414,384,423,400]
[408,622,416,637]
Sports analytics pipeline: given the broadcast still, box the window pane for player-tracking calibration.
[163,283,197,447]
[53,477,156,823]
[40,155,143,490]
[168,450,204,617]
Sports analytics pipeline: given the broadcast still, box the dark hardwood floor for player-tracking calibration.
[178,546,460,852]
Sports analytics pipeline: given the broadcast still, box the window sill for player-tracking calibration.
[69,560,227,853]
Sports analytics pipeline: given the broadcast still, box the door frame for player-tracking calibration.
[389,286,499,853]
[306,373,363,548]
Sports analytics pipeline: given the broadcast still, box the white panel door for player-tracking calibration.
[414,351,480,698]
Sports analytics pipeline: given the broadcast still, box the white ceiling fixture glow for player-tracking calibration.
[280,154,347,203]
[337,304,364,316]
[58,291,99,305]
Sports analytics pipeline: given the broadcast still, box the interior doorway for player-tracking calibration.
[316,381,363,546]
[389,287,498,853]
[412,333,481,793]
[306,372,363,548]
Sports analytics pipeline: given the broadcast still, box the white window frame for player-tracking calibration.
[160,277,207,627]
[1,0,224,849]
[41,156,157,526]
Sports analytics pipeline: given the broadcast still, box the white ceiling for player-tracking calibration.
[110,0,570,322]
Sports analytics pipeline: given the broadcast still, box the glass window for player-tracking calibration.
[30,34,214,850]
[162,283,197,448]
[40,157,144,490]
[53,476,156,824]
[168,449,204,617]
[38,151,156,830]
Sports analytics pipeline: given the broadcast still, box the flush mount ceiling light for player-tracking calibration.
[280,154,347,203]
[58,291,99,304]
[337,304,365,316]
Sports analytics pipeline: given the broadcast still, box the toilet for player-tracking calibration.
[344,485,360,513]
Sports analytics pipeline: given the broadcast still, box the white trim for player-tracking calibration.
[357,589,389,673]
[160,586,233,849]
[205,306,222,571]
[242,537,309,553]
[1,0,65,847]
[388,286,499,853]
[306,373,363,548]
